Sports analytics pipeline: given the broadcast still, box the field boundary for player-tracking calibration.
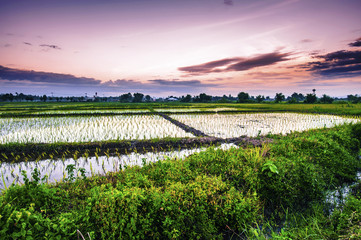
[158,113,209,137]
[0,136,272,163]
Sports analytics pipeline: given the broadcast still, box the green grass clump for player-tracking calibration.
[331,182,361,238]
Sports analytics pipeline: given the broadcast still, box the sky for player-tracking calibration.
[0,0,361,98]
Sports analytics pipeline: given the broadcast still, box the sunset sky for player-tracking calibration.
[1,0,361,97]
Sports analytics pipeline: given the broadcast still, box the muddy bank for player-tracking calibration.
[0,136,272,163]
[158,113,209,137]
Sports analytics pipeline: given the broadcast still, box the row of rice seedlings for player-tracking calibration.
[35,109,151,114]
[171,113,360,138]
[0,143,238,191]
[0,115,194,144]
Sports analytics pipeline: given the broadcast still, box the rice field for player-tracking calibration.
[171,113,360,138]
[1,112,358,144]
[1,104,360,191]
[153,107,239,112]
[0,115,194,144]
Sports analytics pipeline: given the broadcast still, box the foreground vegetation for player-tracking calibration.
[1,123,360,239]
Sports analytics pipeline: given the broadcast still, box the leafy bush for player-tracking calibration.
[85,175,261,239]
[259,125,361,213]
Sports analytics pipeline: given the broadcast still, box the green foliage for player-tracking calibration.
[64,164,87,182]
[320,94,334,103]
[332,182,361,238]
[86,175,260,239]
[351,122,361,144]
[260,124,361,213]
[305,93,317,103]
[0,201,80,239]
[262,160,279,177]
[0,169,80,239]
[237,92,250,103]
[275,93,285,103]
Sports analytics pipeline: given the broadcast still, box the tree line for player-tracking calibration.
[0,91,360,103]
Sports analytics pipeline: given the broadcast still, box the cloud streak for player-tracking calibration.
[178,51,292,76]
[148,79,214,87]
[300,38,361,78]
[0,66,218,95]
[306,50,361,78]
[349,37,361,47]
[39,44,61,50]
[300,39,313,43]
[224,0,233,6]
[0,65,101,85]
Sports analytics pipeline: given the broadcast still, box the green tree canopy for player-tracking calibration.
[305,93,317,103]
[275,93,285,103]
[237,92,250,103]
[133,93,144,103]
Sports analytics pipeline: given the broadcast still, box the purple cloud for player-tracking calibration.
[178,51,291,75]
[148,79,214,87]
[349,37,361,47]
[224,0,233,6]
[40,44,61,50]
[0,65,100,85]
[305,50,361,77]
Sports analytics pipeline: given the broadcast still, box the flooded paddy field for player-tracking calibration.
[1,102,361,238]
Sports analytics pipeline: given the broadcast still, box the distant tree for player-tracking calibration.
[347,94,361,103]
[145,95,151,102]
[9,93,14,102]
[40,95,47,102]
[18,93,25,101]
[256,95,265,103]
[25,96,34,102]
[0,93,14,102]
[193,93,212,103]
[199,93,212,102]
[304,93,317,103]
[218,95,231,103]
[287,97,298,104]
[291,92,305,102]
[275,93,285,103]
[119,93,132,102]
[133,93,144,103]
[320,94,334,103]
[180,94,192,102]
[237,92,250,103]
